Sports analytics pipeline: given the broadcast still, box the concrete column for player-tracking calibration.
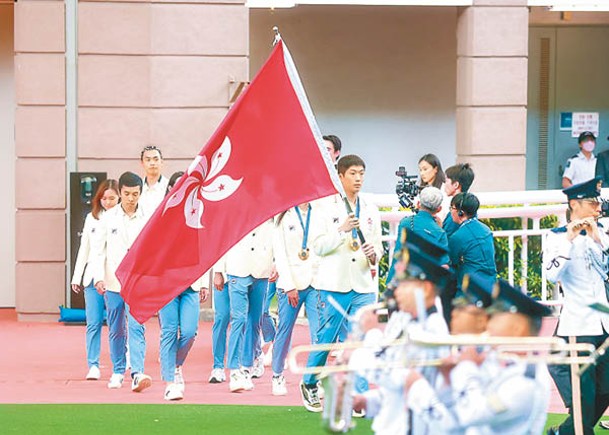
[14,0,67,320]
[456,0,529,191]
[14,0,249,320]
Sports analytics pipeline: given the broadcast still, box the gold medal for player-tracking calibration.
[350,238,360,251]
[298,248,310,261]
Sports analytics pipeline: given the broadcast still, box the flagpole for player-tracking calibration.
[273,27,374,272]
[273,26,281,46]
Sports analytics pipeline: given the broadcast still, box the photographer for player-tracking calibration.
[544,176,609,435]
[386,186,449,286]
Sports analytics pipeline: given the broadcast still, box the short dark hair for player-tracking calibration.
[578,131,596,144]
[140,145,163,160]
[323,135,342,153]
[445,163,475,193]
[451,192,480,218]
[119,171,143,193]
[337,154,366,175]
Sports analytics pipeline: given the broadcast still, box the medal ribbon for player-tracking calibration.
[295,204,312,252]
[351,197,360,242]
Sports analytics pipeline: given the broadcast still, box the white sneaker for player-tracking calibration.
[164,382,184,401]
[229,369,246,393]
[131,373,152,392]
[86,366,101,380]
[209,368,226,384]
[263,343,274,367]
[174,367,185,392]
[107,373,124,389]
[252,357,265,379]
[272,375,287,396]
[242,368,254,391]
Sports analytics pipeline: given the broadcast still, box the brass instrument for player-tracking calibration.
[293,333,595,434]
[321,371,355,433]
[288,333,596,375]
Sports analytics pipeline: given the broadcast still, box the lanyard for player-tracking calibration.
[351,197,360,241]
[294,205,312,251]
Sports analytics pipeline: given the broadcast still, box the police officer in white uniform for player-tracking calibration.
[562,131,597,189]
[545,175,609,434]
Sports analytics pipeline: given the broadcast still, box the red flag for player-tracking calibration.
[117,40,340,323]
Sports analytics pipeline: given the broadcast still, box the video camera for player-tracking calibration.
[395,166,419,210]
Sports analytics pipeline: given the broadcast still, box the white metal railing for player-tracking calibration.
[371,188,575,303]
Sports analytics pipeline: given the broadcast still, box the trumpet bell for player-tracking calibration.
[321,372,355,433]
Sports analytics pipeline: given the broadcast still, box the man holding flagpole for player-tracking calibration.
[116,37,342,360]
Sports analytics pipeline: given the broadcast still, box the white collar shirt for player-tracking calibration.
[563,151,596,185]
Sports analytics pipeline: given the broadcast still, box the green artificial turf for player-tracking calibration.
[2,405,609,434]
[0,404,372,435]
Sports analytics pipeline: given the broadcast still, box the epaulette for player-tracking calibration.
[551,226,567,233]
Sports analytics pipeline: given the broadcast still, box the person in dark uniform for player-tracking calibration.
[595,135,609,188]
[545,176,609,435]
[442,163,475,238]
[387,186,449,286]
[448,192,497,295]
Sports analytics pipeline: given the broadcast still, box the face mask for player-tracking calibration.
[582,141,596,152]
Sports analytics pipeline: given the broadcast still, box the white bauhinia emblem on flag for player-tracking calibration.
[163,136,243,229]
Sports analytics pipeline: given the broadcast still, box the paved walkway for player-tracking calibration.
[0,308,568,413]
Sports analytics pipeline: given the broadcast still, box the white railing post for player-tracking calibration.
[521,214,528,293]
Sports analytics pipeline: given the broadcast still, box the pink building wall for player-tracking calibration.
[14,0,248,319]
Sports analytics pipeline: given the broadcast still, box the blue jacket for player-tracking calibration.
[387,210,449,285]
[443,212,461,238]
[448,217,497,289]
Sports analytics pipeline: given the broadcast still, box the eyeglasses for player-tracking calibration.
[581,199,600,206]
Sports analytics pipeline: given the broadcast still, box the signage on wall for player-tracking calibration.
[560,112,572,131]
[571,112,599,138]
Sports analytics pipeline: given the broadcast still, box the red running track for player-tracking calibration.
[0,308,568,413]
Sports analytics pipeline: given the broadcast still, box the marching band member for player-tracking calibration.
[300,154,382,412]
[352,230,452,434]
[544,176,609,435]
[405,279,552,435]
[270,202,323,396]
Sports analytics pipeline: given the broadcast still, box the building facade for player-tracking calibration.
[2,0,609,317]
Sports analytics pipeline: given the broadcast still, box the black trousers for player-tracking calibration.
[548,333,609,435]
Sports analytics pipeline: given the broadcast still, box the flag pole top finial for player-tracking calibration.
[273,26,282,46]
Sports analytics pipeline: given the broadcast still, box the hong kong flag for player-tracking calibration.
[117,39,341,323]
